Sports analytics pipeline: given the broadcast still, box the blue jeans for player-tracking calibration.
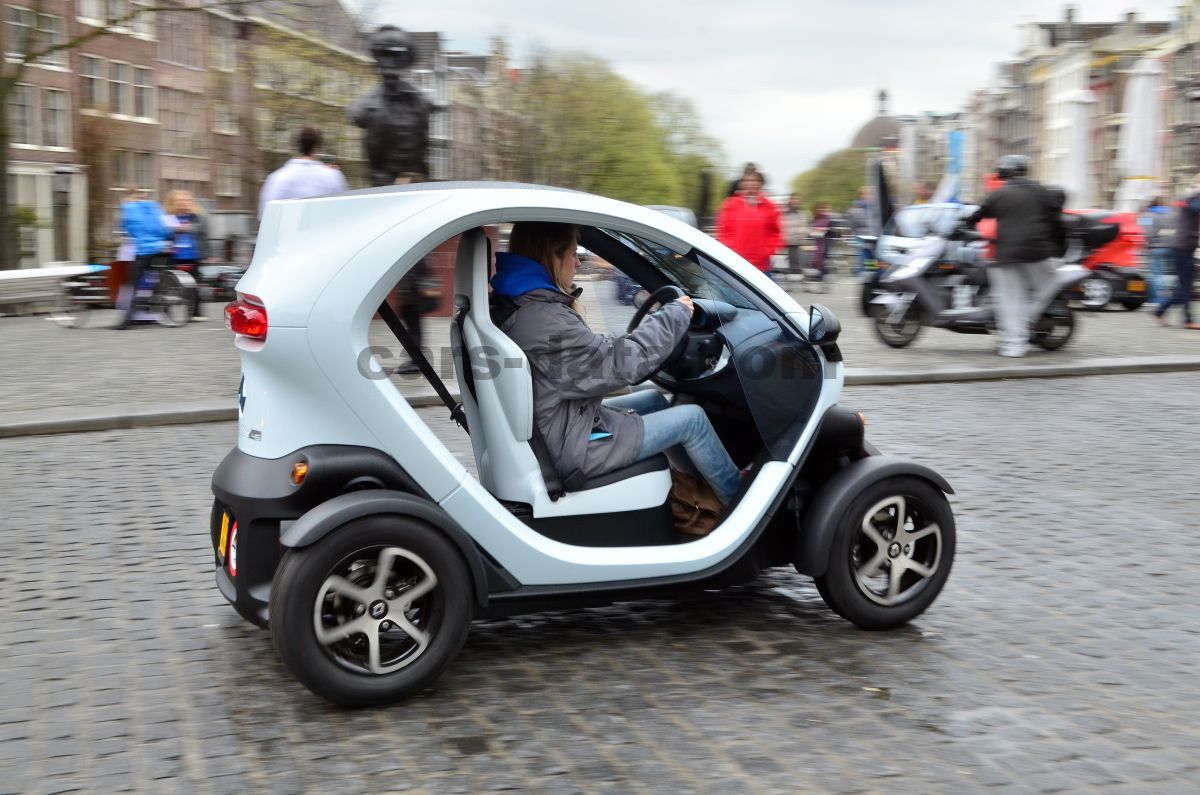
[1149,248,1174,307]
[1154,249,1195,324]
[603,388,743,506]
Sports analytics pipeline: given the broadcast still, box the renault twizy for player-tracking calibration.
[211,183,956,706]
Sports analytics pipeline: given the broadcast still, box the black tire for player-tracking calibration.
[152,270,193,327]
[270,516,473,707]
[1079,275,1113,311]
[1032,302,1075,350]
[873,304,922,348]
[860,280,882,316]
[814,476,955,630]
[1120,298,1146,311]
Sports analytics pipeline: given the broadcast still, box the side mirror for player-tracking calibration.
[809,304,843,363]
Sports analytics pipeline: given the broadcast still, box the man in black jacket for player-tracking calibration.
[1153,179,1200,329]
[966,155,1066,357]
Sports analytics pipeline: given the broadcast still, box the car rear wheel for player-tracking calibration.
[1079,275,1113,310]
[271,516,473,707]
[814,477,955,630]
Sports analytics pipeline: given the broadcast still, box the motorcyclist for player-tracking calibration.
[965,155,1066,357]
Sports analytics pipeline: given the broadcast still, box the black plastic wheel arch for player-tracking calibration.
[794,455,954,578]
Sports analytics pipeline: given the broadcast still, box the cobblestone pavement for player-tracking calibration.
[2,276,1197,419]
[3,373,1199,793]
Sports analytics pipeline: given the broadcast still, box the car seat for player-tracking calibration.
[448,228,671,519]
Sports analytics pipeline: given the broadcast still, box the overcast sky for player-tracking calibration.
[356,0,1180,186]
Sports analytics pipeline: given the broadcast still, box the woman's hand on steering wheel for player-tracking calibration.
[676,295,695,317]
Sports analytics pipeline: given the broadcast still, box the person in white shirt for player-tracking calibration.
[258,127,348,218]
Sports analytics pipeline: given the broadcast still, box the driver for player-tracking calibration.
[491,222,744,506]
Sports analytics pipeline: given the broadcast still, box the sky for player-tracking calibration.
[354,0,1182,187]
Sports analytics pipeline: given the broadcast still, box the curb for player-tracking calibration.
[4,356,1200,439]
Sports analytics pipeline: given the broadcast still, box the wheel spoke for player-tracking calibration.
[905,559,935,579]
[860,514,889,552]
[365,624,383,674]
[399,574,437,604]
[391,615,431,651]
[857,550,888,579]
[324,575,374,605]
[905,522,940,544]
[887,559,905,602]
[314,614,372,646]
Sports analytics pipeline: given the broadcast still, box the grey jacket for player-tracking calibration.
[497,288,691,483]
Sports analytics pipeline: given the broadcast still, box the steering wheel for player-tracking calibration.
[627,285,685,333]
[626,284,690,373]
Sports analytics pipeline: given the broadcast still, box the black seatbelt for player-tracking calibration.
[377,300,468,432]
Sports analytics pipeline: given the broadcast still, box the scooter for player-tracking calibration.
[871,228,1095,350]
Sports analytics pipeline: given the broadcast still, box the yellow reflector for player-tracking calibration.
[218,512,230,558]
[292,460,309,485]
[857,412,867,426]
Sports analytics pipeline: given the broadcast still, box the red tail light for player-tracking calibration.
[224,294,268,340]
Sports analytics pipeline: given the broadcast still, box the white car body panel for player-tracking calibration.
[235,183,840,585]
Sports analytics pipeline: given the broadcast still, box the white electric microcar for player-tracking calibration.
[211,183,956,706]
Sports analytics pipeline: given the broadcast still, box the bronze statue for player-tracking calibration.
[350,26,431,186]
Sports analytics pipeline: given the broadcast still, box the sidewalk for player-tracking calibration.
[1,275,1196,436]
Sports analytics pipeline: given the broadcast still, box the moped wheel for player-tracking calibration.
[873,305,922,348]
[814,477,955,630]
[152,270,193,327]
[271,516,473,707]
[860,279,882,316]
[1032,303,1075,350]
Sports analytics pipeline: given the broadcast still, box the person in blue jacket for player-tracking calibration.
[1154,179,1200,330]
[116,189,168,329]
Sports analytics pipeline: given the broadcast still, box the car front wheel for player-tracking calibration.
[270,516,473,707]
[815,477,955,630]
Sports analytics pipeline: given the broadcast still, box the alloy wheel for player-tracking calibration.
[312,546,439,675]
[851,495,943,606]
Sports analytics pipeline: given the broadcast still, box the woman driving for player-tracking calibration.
[491,222,743,506]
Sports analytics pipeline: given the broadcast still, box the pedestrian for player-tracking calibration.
[1153,177,1200,330]
[163,190,209,322]
[913,181,933,204]
[258,127,348,218]
[716,170,782,276]
[389,173,441,374]
[1139,197,1175,308]
[782,194,810,278]
[115,188,169,330]
[806,203,833,290]
[964,154,1066,357]
[846,186,876,276]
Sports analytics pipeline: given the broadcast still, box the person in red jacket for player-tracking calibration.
[716,170,782,274]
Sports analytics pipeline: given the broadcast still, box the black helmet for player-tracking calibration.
[996,155,1030,181]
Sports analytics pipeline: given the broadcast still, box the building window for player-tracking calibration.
[8,83,36,144]
[160,87,203,155]
[211,19,236,71]
[430,109,449,140]
[80,54,106,109]
[129,0,151,37]
[105,0,126,25]
[431,147,450,180]
[42,88,69,147]
[112,149,131,188]
[134,151,153,189]
[217,163,240,196]
[158,8,201,66]
[109,61,132,115]
[78,0,103,23]
[213,100,238,134]
[134,67,153,118]
[5,8,66,66]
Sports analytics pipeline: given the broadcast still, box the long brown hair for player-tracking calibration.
[506,222,580,308]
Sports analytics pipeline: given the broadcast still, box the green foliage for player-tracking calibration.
[513,55,723,213]
[790,149,869,212]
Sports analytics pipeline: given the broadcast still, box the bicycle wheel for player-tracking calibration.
[50,287,92,329]
[152,270,195,327]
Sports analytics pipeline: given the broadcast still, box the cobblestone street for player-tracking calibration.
[2,373,1198,793]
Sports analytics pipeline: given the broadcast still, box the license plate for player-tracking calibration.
[1128,280,1146,292]
[218,511,231,559]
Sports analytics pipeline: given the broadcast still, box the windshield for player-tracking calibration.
[603,229,755,309]
[884,205,975,238]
